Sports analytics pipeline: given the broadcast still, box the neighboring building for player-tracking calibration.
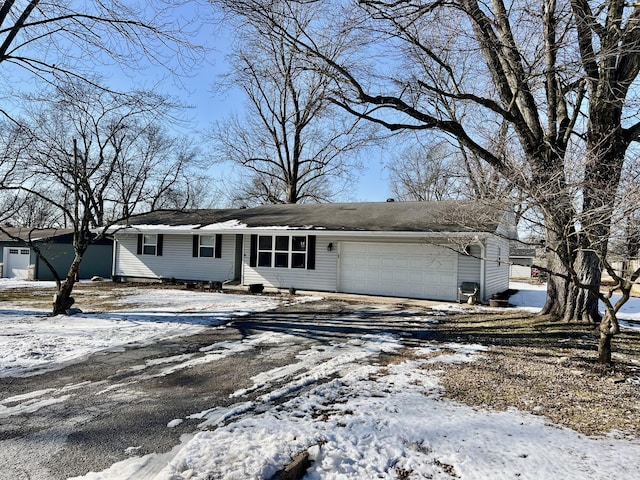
[509,245,537,279]
[110,201,516,302]
[0,228,113,280]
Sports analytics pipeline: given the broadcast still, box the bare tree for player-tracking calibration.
[387,138,460,201]
[3,193,62,228]
[211,2,377,205]
[0,121,29,221]
[0,0,203,115]
[387,131,526,212]
[213,0,640,337]
[9,79,201,314]
[522,159,640,363]
[107,123,202,219]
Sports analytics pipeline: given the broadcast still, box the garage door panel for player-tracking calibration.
[5,248,30,279]
[339,242,458,301]
[381,257,396,268]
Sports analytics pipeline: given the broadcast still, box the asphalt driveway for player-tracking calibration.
[0,299,436,480]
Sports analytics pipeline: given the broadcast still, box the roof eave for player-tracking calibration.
[111,225,496,239]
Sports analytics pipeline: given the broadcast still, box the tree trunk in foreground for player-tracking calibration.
[562,250,602,324]
[53,278,76,315]
[540,219,601,324]
[52,251,83,315]
[598,312,619,365]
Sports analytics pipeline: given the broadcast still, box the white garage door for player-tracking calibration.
[339,242,458,301]
[5,248,31,279]
[510,264,532,278]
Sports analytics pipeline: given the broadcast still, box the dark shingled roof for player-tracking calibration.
[123,200,508,233]
[0,227,112,244]
[0,227,75,242]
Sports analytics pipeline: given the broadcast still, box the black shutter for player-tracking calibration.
[215,234,222,258]
[157,234,164,256]
[249,234,257,267]
[307,235,316,270]
[137,234,143,255]
[192,235,199,257]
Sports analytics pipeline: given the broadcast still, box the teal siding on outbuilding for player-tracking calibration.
[0,228,113,280]
[35,242,113,280]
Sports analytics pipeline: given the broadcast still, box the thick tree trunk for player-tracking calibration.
[540,212,601,323]
[562,250,601,324]
[540,248,569,317]
[542,253,601,323]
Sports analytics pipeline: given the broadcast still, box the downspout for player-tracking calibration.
[111,238,118,280]
[240,234,246,286]
[479,242,486,303]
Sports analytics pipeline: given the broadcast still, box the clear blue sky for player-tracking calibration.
[116,6,395,204]
[185,55,393,203]
[3,1,393,204]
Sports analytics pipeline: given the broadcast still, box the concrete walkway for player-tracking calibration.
[222,284,465,309]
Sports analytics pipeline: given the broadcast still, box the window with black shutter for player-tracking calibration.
[251,234,315,270]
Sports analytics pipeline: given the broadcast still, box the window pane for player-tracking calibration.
[292,253,306,268]
[292,236,306,251]
[200,246,214,257]
[275,236,289,251]
[143,234,157,246]
[258,236,272,250]
[258,252,272,267]
[200,235,215,247]
[143,245,156,255]
[275,252,288,268]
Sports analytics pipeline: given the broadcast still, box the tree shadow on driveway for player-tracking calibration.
[231,301,438,345]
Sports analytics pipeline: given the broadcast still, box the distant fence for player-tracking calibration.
[602,259,640,280]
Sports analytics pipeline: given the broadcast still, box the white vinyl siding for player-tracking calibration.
[510,254,533,278]
[457,244,482,295]
[243,235,337,291]
[114,233,236,282]
[484,236,510,299]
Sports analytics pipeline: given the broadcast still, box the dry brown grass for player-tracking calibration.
[419,310,640,438]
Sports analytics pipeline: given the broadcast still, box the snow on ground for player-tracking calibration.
[0,285,301,377]
[509,281,640,331]
[434,281,640,331]
[75,340,640,480]
[2,279,640,479]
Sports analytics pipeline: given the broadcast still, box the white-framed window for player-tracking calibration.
[142,234,158,255]
[257,235,308,269]
[137,233,163,256]
[199,235,215,257]
[20,249,29,255]
[8,248,19,254]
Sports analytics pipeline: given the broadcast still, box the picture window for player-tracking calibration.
[256,235,308,269]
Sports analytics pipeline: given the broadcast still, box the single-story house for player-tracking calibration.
[110,200,515,303]
[0,227,113,281]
